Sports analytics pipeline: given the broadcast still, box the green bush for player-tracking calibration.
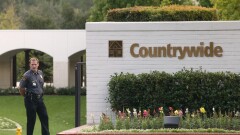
[107,5,217,21]
[56,87,86,95]
[0,88,19,95]
[44,85,56,95]
[0,86,86,95]
[108,68,240,114]
[56,87,75,95]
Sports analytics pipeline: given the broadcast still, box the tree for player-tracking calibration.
[160,0,171,6]
[0,0,11,11]
[20,0,61,29]
[88,0,201,21]
[211,0,240,20]
[16,51,25,81]
[169,0,195,5]
[88,0,163,21]
[16,50,53,83]
[0,4,21,29]
[197,0,213,7]
[30,50,53,83]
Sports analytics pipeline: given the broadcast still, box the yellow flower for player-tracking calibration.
[200,107,206,113]
[174,110,179,115]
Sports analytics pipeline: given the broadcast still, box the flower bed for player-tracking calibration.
[57,107,239,135]
[0,117,18,130]
[97,107,240,131]
[57,125,240,135]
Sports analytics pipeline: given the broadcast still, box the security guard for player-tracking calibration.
[19,57,50,135]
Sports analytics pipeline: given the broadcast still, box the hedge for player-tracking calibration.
[107,5,217,21]
[0,86,86,95]
[108,68,240,115]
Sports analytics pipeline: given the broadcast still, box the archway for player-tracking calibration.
[0,49,53,89]
[68,50,86,88]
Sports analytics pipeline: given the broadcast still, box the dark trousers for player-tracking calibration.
[24,95,50,135]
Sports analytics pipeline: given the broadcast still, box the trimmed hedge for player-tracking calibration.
[108,68,240,114]
[107,5,217,21]
[0,86,86,95]
[45,86,86,95]
[0,88,19,95]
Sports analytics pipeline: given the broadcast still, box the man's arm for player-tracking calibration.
[19,87,26,96]
[19,75,27,96]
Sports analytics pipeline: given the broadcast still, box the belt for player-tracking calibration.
[26,92,43,99]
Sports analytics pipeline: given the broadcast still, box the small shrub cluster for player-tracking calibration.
[0,88,19,95]
[107,5,217,21]
[0,86,86,95]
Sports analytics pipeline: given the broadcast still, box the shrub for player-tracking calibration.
[56,87,75,95]
[107,5,217,21]
[44,85,56,95]
[0,88,19,95]
[0,86,86,95]
[56,87,86,95]
[98,113,114,130]
[108,68,240,115]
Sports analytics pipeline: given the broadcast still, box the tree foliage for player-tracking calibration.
[88,0,163,21]
[0,0,238,28]
[197,0,213,7]
[88,0,213,21]
[16,50,53,83]
[30,50,53,83]
[0,4,21,29]
[211,0,240,20]
[0,0,93,29]
[20,0,61,29]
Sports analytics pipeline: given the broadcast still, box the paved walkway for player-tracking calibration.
[0,117,21,131]
[57,125,95,135]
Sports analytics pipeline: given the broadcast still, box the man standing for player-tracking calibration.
[19,57,50,135]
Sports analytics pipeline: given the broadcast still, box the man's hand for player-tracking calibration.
[19,87,26,96]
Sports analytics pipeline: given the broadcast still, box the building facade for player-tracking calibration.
[86,21,240,123]
[1,22,239,124]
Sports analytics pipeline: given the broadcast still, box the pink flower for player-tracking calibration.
[143,110,148,117]
[169,107,173,111]
[178,110,183,117]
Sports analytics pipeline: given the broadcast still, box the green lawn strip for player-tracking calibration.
[0,130,15,135]
[83,127,240,133]
[0,95,86,135]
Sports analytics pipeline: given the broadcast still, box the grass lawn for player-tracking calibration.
[0,95,86,135]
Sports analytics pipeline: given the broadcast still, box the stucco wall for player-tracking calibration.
[0,30,86,88]
[86,21,240,124]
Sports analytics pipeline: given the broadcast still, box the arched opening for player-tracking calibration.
[68,50,86,88]
[0,49,53,89]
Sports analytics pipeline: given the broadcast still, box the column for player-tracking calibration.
[0,59,12,88]
[53,60,69,88]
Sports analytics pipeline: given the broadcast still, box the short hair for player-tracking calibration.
[29,57,39,63]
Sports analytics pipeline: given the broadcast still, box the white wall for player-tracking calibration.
[0,30,86,88]
[86,21,240,124]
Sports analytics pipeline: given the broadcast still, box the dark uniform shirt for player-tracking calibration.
[20,70,44,95]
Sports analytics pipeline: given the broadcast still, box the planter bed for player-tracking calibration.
[57,125,240,135]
